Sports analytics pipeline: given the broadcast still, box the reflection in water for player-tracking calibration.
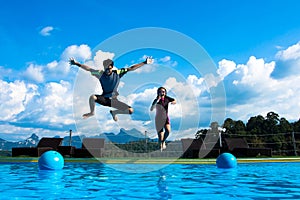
[38,169,64,181]
[157,170,172,199]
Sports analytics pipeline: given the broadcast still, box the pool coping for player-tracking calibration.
[1,157,300,164]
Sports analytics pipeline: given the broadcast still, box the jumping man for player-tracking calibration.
[69,57,153,121]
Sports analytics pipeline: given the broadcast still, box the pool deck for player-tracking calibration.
[1,157,300,164]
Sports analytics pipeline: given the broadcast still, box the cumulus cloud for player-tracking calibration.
[274,42,300,77]
[39,80,74,125]
[23,64,44,83]
[233,56,276,88]
[226,73,300,122]
[0,80,39,121]
[276,41,300,60]
[61,44,92,61]
[186,75,205,97]
[43,44,93,78]
[46,60,72,76]
[164,77,199,117]
[224,46,300,122]
[217,59,236,79]
[39,26,54,36]
[184,58,237,97]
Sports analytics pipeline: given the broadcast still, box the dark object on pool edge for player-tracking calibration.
[12,137,63,157]
[181,137,272,158]
[74,138,105,158]
[181,138,221,158]
[223,138,272,157]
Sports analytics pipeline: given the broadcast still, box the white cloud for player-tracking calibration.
[23,64,44,83]
[185,59,236,97]
[276,41,300,60]
[61,44,92,61]
[186,75,205,97]
[274,42,300,77]
[39,26,54,36]
[217,59,236,79]
[45,44,93,78]
[40,80,74,125]
[0,78,75,130]
[225,48,300,122]
[47,60,58,70]
[47,60,71,75]
[160,56,171,62]
[226,74,300,122]
[0,80,39,121]
[233,56,276,89]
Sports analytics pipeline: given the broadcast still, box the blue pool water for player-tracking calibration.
[1,161,300,199]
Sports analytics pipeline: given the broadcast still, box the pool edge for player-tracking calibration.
[1,157,300,164]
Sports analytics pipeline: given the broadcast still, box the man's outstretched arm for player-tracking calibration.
[69,58,94,71]
[127,57,153,72]
[69,58,102,77]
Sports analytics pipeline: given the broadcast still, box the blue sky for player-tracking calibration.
[1,0,300,141]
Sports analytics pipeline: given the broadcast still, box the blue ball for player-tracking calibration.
[216,153,237,168]
[38,151,64,170]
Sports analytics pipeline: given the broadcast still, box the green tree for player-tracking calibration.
[292,119,300,132]
[264,111,280,134]
[223,118,235,135]
[223,118,246,136]
[235,120,247,135]
[246,115,265,135]
[278,117,293,133]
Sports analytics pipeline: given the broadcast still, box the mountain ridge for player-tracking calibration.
[0,128,152,150]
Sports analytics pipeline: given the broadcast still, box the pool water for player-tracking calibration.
[1,162,300,199]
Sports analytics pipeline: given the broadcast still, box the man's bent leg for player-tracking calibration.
[83,95,97,119]
[110,99,133,121]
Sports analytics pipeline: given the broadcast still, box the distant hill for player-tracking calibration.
[0,128,151,150]
[103,128,147,144]
[0,133,39,151]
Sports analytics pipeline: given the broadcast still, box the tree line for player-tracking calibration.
[196,111,300,156]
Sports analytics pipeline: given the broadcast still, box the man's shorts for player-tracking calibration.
[95,95,131,111]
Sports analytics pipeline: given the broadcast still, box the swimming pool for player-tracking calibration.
[1,161,300,199]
